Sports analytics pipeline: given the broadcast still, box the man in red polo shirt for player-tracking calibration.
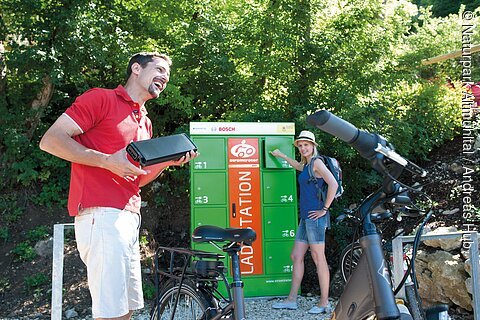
[40,52,197,320]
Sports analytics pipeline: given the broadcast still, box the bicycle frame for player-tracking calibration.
[332,189,402,320]
[202,247,246,320]
[152,226,255,320]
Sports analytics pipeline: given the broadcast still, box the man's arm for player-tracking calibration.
[138,151,198,187]
[39,114,147,178]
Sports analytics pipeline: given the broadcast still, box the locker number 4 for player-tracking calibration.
[280,195,294,202]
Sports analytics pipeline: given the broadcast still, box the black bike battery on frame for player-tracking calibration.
[126,133,197,166]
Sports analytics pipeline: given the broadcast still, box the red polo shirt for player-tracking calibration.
[64,85,152,216]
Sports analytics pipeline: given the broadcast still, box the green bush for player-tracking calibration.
[26,225,50,243]
[11,241,37,262]
[143,281,156,300]
[24,273,49,293]
[0,0,470,219]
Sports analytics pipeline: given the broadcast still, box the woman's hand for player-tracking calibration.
[270,149,283,158]
[308,209,328,221]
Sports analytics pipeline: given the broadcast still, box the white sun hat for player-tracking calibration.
[293,130,318,147]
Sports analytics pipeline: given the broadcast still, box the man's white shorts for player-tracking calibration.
[75,207,144,318]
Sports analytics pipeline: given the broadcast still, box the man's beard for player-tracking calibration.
[148,83,161,98]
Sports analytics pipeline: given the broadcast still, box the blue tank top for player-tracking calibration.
[298,160,325,220]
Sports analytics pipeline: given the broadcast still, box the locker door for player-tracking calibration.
[264,241,295,274]
[262,171,296,204]
[192,172,227,205]
[191,137,226,170]
[263,206,297,240]
[264,136,295,169]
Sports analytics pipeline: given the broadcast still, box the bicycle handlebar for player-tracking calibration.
[306,110,427,177]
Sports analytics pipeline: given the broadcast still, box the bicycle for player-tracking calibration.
[150,225,256,320]
[337,207,448,320]
[338,207,416,285]
[307,110,450,320]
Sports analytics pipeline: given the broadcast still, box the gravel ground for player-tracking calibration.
[128,296,334,320]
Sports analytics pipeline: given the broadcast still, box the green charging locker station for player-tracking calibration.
[189,122,298,297]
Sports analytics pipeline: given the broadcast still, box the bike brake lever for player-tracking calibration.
[397,206,422,218]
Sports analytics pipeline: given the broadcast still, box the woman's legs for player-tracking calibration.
[287,241,309,301]
[310,243,330,306]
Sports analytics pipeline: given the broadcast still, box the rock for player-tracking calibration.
[441,208,460,215]
[465,277,472,294]
[423,226,462,251]
[464,258,480,277]
[34,237,53,257]
[65,308,78,319]
[474,134,480,151]
[328,268,345,298]
[416,250,472,311]
[448,162,463,174]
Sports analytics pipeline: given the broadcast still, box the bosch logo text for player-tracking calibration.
[219,127,236,132]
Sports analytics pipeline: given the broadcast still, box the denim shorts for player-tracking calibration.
[295,217,328,244]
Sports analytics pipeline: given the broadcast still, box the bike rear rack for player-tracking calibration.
[153,246,228,320]
[392,231,480,320]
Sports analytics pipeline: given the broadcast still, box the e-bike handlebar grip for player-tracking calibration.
[306,110,381,160]
[306,110,358,143]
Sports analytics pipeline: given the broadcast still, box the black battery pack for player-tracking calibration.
[126,133,197,166]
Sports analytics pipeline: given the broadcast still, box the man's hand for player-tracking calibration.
[104,148,148,181]
[171,150,199,166]
[138,150,199,187]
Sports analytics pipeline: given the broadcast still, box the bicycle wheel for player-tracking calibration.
[151,280,217,320]
[405,283,424,320]
[340,242,363,283]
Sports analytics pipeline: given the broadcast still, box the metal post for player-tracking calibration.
[392,231,479,320]
[392,236,405,299]
[51,223,74,320]
[470,232,480,320]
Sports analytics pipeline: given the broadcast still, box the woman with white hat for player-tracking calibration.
[270,130,338,314]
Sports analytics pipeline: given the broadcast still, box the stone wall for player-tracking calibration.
[415,226,477,312]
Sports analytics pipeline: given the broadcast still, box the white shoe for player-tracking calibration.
[272,300,298,310]
[308,304,332,314]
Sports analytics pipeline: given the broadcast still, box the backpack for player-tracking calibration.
[307,155,344,202]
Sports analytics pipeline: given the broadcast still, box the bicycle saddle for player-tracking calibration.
[192,225,257,246]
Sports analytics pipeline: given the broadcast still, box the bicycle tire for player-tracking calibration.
[339,242,363,283]
[151,279,218,320]
[405,283,424,320]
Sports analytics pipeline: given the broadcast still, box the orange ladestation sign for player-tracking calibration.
[228,138,263,275]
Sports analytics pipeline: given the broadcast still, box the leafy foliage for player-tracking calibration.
[23,273,49,293]
[11,241,37,262]
[0,0,470,227]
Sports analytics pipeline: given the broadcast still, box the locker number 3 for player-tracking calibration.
[195,196,209,204]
